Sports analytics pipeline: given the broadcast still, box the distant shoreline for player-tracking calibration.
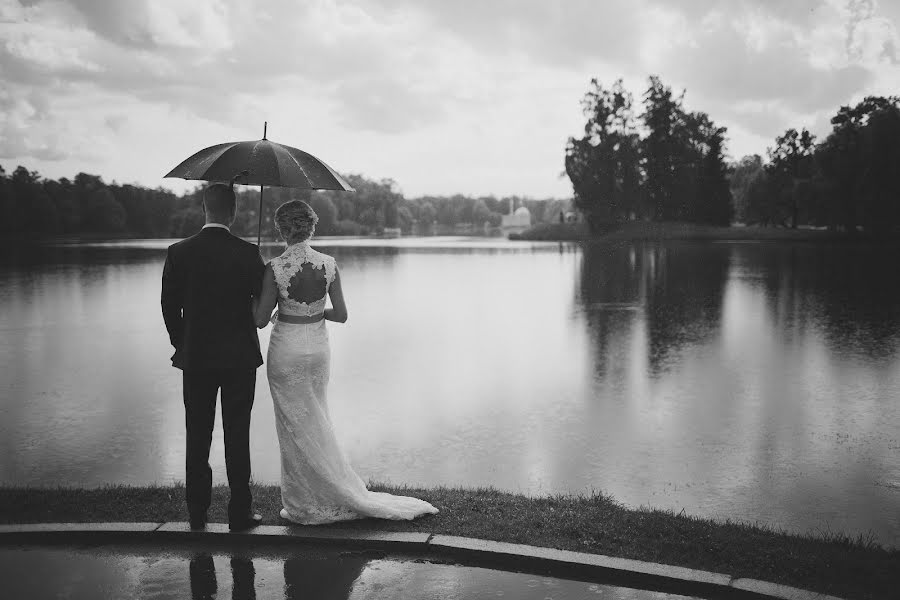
[0,231,500,244]
[4,222,900,246]
[510,221,900,243]
[1,483,895,599]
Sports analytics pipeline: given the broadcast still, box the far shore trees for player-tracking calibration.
[565,78,641,230]
[0,166,564,239]
[566,75,733,233]
[728,96,900,233]
[568,77,900,235]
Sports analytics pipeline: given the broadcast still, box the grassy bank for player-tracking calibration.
[511,221,900,242]
[1,484,896,599]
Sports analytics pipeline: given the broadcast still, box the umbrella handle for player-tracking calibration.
[230,169,250,190]
[257,184,264,247]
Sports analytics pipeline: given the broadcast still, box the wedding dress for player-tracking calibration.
[266,241,438,524]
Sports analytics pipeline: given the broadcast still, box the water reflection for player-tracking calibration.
[572,240,900,546]
[1,544,697,600]
[189,554,258,600]
[284,555,368,599]
[576,242,730,376]
[729,243,900,361]
[189,555,217,600]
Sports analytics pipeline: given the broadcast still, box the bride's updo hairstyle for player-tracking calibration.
[274,200,318,244]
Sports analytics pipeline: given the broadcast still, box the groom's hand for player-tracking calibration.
[161,249,185,349]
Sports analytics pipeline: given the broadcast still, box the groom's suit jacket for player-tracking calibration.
[161,226,265,371]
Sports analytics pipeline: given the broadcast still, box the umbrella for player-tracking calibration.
[164,122,355,245]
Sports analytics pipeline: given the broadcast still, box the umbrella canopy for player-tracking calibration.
[164,138,354,191]
[164,124,354,245]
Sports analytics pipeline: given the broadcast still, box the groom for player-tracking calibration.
[161,182,265,530]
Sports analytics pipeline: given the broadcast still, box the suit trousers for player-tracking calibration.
[183,368,256,520]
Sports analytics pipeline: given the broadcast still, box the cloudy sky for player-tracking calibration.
[1,0,899,199]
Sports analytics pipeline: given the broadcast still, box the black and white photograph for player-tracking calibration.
[1,1,899,598]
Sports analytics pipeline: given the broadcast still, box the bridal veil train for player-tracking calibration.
[255,201,438,525]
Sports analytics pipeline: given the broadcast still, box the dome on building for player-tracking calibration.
[501,202,532,231]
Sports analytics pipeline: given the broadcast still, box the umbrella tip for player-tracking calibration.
[263,121,267,140]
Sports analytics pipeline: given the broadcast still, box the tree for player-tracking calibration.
[10,166,41,232]
[697,123,733,226]
[566,76,735,228]
[337,174,402,233]
[729,155,764,223]
[170,204,205,237]
[0,165,14,233]
[85,188,126,232]
[42,178,79,232]
[565,78,641,231]
[816,96,900,232]
[856,104,900,233]
[396,204,414,232]
[435,198,455,226]
[641,76,684,221]
[766,128,816,228]
[417,200,436,225]
[472,198,491,225]
[30,190,61,233]
[309,193,337,235]
[742,167,773,226]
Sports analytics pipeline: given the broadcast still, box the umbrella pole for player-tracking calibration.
[257,184,264,247]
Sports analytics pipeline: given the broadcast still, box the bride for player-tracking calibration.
[252,200,438,524]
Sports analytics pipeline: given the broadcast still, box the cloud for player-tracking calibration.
[62,0,233,50]
[664,22,871,112]
[42,1,460,130]
[362,0,646,70]
[0,0,898,196]
[846,4,900,65]
[331,76,446,134]
[0,88,68,160]
[642,0,884,142]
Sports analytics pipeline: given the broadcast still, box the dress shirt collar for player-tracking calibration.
[202,223,231,232]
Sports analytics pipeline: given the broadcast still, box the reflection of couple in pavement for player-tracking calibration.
[189,555,253,600]
[189,553,368,600]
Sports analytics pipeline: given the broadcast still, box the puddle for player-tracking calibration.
[1,542,703,599]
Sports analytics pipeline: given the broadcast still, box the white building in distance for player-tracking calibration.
[500,198,531,233]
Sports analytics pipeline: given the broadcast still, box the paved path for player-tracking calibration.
[0,523,845,600]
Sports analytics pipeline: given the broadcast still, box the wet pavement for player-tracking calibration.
[1,540,703,599]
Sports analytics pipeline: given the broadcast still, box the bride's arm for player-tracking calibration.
[324,268,348,323]
[252,264,278,329]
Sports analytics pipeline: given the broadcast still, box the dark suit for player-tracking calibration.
[161,225,265,521]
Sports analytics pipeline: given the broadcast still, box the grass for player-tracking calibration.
[511,220,900,242]
[2,483,897,600]
[509,222,594,241]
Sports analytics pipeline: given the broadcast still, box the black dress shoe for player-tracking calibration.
[228,513,262,531]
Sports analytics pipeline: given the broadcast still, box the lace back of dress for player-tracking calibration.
[272,243,335,316]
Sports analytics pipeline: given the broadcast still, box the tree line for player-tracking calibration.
[730,95,900,233]
[566,76,733,232]
[567,75,900,235]
[10,77,893,240]
[0,166,566,240]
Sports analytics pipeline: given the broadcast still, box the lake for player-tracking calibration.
[1,237,898,547]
